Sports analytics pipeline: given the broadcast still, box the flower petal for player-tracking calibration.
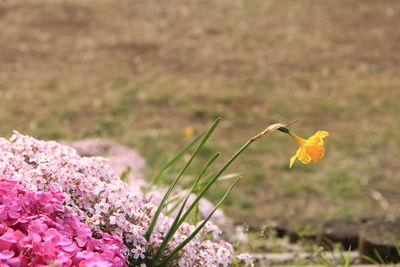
[306,131,329,146]
[0,250,14,260]
[316,131,329,138]
[305,145,325,163]
[289,153,298,168]
[297,147,311,164]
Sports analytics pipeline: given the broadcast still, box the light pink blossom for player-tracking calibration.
[0,132,252,266]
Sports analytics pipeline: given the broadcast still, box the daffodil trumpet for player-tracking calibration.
[278,127,329,168]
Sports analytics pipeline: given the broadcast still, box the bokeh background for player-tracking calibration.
[1,0,399,228]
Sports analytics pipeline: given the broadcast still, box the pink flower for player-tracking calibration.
[0,250,13,260]
[0,179,126,266]
[76,225,92,247]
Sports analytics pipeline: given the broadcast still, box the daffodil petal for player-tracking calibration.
[306,131,329,146]
[305,145,325,163]
[305,136,321,146]
[297,147,311,164]
[316,131,329,138]
[289,154,297,168]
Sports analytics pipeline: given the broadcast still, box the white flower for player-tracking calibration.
[109,215,118,225]
[131,246,146,260]
[94,201,110,214]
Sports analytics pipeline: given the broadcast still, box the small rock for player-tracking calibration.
[359,219,400,263]
[317,218,360,250]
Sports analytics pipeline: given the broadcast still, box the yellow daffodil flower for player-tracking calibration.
[287,130,329,168]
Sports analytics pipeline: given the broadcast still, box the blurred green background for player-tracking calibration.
[1,0,399,227]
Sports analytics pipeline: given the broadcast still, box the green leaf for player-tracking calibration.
[344,247,352,267]
[151,134,202,185]
[152,152,220,263]
[189,202,200,225]
[145,118,221,241]
[194,172,241,192]
[362,255,381,265]
[176,139,254,227]
[156,177,241,266]
[164,194,186,216]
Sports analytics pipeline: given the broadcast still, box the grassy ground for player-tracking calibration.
[1,0,400,227]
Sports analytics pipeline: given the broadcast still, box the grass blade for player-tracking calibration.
[163,190,188,208]
[189,202,200,224]
[152,153,220,262]
[164,194,187,216]
[362,255,381,265]
[145,118,221,241]
[119,166,131,182]
[373,248,385,264]
[194,172,240,192]
[344,247,352,267]
[151,134,202,185]
[177,139,254,227]
[156,177,241,266]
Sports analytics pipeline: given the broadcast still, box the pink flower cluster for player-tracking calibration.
[0,132,252,266]
[66,139,228,228]
[63,139,147,192]
[0,179,125,266]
